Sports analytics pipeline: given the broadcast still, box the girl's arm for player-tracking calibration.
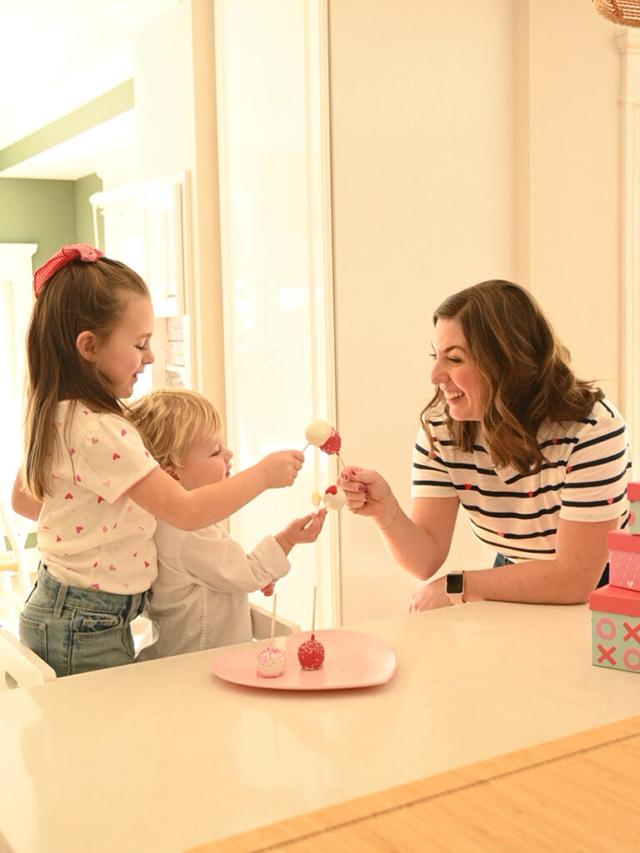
[340,467,459,579]
[11,472,42,522]
[126,450,303,530]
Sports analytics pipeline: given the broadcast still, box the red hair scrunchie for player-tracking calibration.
[33,244,104,298]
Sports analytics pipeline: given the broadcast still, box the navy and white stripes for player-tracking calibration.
[411,399,631,562]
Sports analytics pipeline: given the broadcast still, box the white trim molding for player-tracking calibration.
[618,31,640,465]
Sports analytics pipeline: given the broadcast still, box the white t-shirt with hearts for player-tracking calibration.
[37,400,159,594]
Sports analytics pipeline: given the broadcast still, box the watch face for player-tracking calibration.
[446,573,464,595]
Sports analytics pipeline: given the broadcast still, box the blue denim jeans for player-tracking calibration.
[19,564,147,677]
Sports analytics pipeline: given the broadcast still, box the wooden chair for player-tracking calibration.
[0,627,56,690]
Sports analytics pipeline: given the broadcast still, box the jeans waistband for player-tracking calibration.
[34,564,147,619]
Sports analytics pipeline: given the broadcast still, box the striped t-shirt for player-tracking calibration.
[411,398,631,562]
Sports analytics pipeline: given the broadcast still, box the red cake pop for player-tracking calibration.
[297,634,325,670]
[297,586,325,670]
[319,430,341,455]
[304,419,344,466]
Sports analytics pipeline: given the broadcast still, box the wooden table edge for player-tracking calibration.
[186,714,640,852]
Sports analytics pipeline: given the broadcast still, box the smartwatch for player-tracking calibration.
[446,571,465,605]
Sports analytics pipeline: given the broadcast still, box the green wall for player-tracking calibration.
[0,174,103,270]
[75,173,104,248]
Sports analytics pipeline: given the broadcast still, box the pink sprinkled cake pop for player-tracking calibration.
[256,594,286,678]
[257,644,286,678]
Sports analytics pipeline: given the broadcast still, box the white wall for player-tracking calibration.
[329,0,624,624]
[520,0,620,402]
[329,0,516,622]
[134,0,226,412]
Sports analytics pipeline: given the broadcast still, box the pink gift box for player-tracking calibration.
[627,482,640,502]
[589,585,640,672]
[608,530,640,592]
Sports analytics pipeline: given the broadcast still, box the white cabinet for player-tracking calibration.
[90,174,189,318]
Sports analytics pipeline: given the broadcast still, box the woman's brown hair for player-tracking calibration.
[421,280,603,473]
[24,257,150,499]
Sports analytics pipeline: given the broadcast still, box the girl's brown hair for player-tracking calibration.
[421,280,603,473]
[24,257,150,499]
[128,389,222,469]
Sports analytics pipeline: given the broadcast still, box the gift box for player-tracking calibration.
[589,585,640,673]
[607,530,640,591]
[627,482,640,534]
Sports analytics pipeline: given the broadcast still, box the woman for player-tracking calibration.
[340,280,631,610]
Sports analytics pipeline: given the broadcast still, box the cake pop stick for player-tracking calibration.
[256,594,286,678]
[270,592,277,639]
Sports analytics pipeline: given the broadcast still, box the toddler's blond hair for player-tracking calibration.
[128,388,222,469]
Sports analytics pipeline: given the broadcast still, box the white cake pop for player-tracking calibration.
[305,419,334,447]
[322,485,347,511]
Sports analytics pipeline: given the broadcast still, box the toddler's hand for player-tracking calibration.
[258,450,305,488]
[276,509,327,554]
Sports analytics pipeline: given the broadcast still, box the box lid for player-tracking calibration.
[608,529,640,553]
[628,481,640,502]
[589,584,640,616]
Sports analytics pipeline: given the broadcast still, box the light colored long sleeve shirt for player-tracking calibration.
[137,521,290,660]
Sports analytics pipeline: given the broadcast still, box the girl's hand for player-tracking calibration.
[276,510,327,554]
[257,450,305,488]
[409,577,452,612]
[338,466,398,526]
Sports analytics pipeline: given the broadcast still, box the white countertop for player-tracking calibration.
[1,602,640,853]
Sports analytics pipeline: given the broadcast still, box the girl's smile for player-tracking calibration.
[93,296,155,398]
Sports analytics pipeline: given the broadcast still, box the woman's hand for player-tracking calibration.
[409,576,453,612]
[338,467,399,527]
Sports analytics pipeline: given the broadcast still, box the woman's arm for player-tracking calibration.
[340,467,459,579]
[411,516,616,611]
[11,472,42,522]
[464,517,616,605]
[126,450,303,531]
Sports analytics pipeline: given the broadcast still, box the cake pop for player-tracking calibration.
[297,586,325,670]
[297,634,325,670]
[257,644,286,678]
[304,419,343,458]
[323,485,347,510]
[256,594,286,678]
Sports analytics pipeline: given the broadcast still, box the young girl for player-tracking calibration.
[12,244,304,676]
[128,389,326,658]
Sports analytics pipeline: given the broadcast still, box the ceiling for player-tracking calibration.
[0,0,180,179]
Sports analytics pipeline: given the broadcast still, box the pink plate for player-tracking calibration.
[211,629,397,691]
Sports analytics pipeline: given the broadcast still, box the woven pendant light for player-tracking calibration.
[594,0,640,26]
